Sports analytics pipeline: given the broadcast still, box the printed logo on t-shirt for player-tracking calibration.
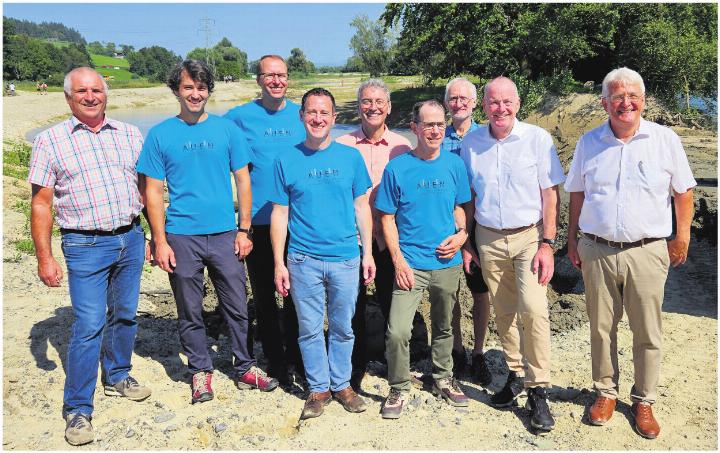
[308,167,340,180]
[183,140,215,151]
[417,178,446,191]
[264,127,293,138]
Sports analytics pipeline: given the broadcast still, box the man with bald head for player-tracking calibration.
[460,76,565,431]
[29,67,150,446]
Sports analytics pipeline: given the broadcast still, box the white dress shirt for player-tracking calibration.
[564,119,696,242]
[461,120,565,229]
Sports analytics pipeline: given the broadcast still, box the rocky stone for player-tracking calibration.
[154,412,175,424]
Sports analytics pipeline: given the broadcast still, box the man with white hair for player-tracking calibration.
[441,77,492,386]
[460,76,565,432]
[336,78,412,391]
[565,67,695,439]
[29,67,151,446]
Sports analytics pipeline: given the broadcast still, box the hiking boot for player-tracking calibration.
[471,352,493,387]
[237,366,279,392]
[191,371,214,404]
[300,391,332,420]
[103,376,151,401]
[432,377,469,407]
[64,413,94,446]
[525,387,555,431]
[490,371,526,407]
[452,348,468,375]
[381,388,407,419]
[333,386,367,413]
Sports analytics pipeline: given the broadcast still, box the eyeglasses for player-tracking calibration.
[259,72,288,81]
[417,122,446,131]
[303,110,335,119]
[360,98,388,108]
[606,93,644,103]
[448,96,474,105]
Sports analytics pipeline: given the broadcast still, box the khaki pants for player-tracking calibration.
[385,265,461,391]
[476,223,551,388]
[577,236,669,404]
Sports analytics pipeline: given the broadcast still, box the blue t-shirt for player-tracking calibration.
[270,141,372,261]
[137,114,251,235]
[224,100,306,225]
[440,121,479,156]
[375,151,471,270]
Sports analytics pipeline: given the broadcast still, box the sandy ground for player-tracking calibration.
[2,84,718,450]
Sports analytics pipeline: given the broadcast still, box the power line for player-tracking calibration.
[198,18,215,75]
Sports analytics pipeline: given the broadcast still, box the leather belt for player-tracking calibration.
[480,222,539,235]
[61,217,140,236]
[582,232,664,249]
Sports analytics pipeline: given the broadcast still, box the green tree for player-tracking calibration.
[87,41,104,55]
[186,37,248,79]
[128,46,181,82]
[348,14,395,77]
[286,48,315,75]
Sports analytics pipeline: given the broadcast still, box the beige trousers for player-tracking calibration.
[476,223,551,388]
[577,236,669,404]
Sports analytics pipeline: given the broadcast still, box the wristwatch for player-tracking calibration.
[542,238,556,246]
[238,226,253,239]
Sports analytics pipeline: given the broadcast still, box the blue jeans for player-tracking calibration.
[60,222,145,417]
[287,252,360,392]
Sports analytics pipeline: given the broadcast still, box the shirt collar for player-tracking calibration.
[600,118,650,143]
[70,115,118,133]
[483,119,524,142]
[354,125,389,146]
[446,121,478,140]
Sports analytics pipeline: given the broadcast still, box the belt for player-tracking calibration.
[61,217,140,236]
[480,222,539,235]
[582,233,664,249]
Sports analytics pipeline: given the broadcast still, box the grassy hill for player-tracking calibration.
[90,53,133,81]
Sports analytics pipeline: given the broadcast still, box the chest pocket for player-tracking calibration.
[636,161,671,194]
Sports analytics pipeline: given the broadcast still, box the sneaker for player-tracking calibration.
[432,377,469,407]
[471,352,493,387]
[64,413,94,446]
[237,365,279,392]
[300,391,332,420]
[381,388,407,419]
[103,376,151,401]
[192,371,214,404]
[452,348,468,375]
[490,371,526,407]
[525,387,555,431]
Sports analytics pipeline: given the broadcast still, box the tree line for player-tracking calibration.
[380,3,717,111]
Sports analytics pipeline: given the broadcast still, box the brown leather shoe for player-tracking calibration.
[333,386,367,413]
[632,402,660,439]
[300,391,331,420]
[588,396,616,425]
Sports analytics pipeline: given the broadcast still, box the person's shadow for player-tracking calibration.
[29,307,74,373]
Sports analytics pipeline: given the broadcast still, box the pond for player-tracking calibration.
[26,100,417,147]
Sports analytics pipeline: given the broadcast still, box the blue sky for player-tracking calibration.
[3,2,388,67]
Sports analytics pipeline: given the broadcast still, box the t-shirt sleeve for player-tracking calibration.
[268,158,289,206]
[136,128,166,181]
[228,125,252,171]
[352,152,372,198]
[374,167,398,214]
[668,131,697,193]
[27,133,56,188]
[454,158,471,205]
[537,131,565,189]
[564,138,585,193]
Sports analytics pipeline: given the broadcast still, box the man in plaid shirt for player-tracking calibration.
[28,67,151,447]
